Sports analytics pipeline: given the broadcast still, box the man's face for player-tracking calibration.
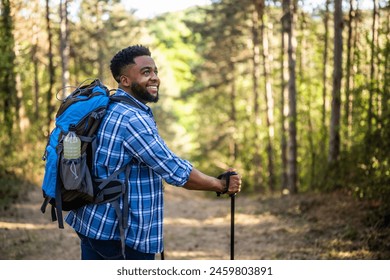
[120,55,160,104]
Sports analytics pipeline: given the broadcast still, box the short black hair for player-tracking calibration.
[110,45,151,83]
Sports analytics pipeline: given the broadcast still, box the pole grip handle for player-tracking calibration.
[216,171,238,196]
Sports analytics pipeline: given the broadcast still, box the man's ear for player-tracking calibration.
[120,75,131,87]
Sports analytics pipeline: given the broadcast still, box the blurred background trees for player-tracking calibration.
[0,0,389,213]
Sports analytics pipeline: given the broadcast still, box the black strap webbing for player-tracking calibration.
[109,95,142,110]
[106,164,131,259]
[111,199,126,259]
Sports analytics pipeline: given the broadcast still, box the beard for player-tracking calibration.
[131,82,159,103]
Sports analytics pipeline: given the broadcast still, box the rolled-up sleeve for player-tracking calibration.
[123,111,193,186]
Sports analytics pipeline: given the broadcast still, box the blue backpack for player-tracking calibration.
[40,79,138,255]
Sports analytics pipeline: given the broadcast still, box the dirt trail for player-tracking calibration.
[0,184,388,260]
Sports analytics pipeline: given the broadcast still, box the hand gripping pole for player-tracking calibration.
[217,171,238,260]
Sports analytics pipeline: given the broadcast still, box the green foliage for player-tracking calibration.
[0,172,23,211]
[0,0,16,140]
[1,0,389,214]
[345,126,390,201]
[70,1,141,84]
[149,11,201,76]
[0,123,44,210]
[0,168,34,211]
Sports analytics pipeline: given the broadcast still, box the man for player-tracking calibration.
[65,45,242,260]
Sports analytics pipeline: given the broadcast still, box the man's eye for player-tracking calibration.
[143,70,150,76]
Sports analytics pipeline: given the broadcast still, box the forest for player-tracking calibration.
[0,0,389,259]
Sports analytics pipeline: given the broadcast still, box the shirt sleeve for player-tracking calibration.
[122,111,193,187]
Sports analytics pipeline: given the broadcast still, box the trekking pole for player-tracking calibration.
[217,171,238,260]
[230,192,235,260]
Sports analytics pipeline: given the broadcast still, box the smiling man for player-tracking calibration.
[65,45,242,260]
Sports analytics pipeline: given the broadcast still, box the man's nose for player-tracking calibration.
[150,72,159,81]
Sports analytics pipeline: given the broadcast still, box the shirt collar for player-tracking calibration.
[114,88,152,114]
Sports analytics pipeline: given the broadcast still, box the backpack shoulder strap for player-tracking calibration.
[109,95,142,110]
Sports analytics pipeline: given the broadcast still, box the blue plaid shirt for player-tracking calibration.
[65,89,193,254]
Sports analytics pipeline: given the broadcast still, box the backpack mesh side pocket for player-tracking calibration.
[60,153,93,197]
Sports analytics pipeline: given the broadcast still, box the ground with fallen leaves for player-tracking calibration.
[0,183,389,260]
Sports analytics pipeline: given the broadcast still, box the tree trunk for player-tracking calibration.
[60,0,70,98]
[32,22,40,121]
[96,2,105,81]
[368,0,379,136]
[252,0,264,191]
[259,2,275,192]
[351,2,361,143]
[344,0,356,151]
[280,0,289,192]
[321,0,330,154]
[328,0,343,163]
[229,61,238,166]
[46,0,55,133]
[384,5,390,119]
[285,0,298,194]
[15,48,30,133]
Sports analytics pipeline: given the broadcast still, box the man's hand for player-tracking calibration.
[218,168,242,196]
